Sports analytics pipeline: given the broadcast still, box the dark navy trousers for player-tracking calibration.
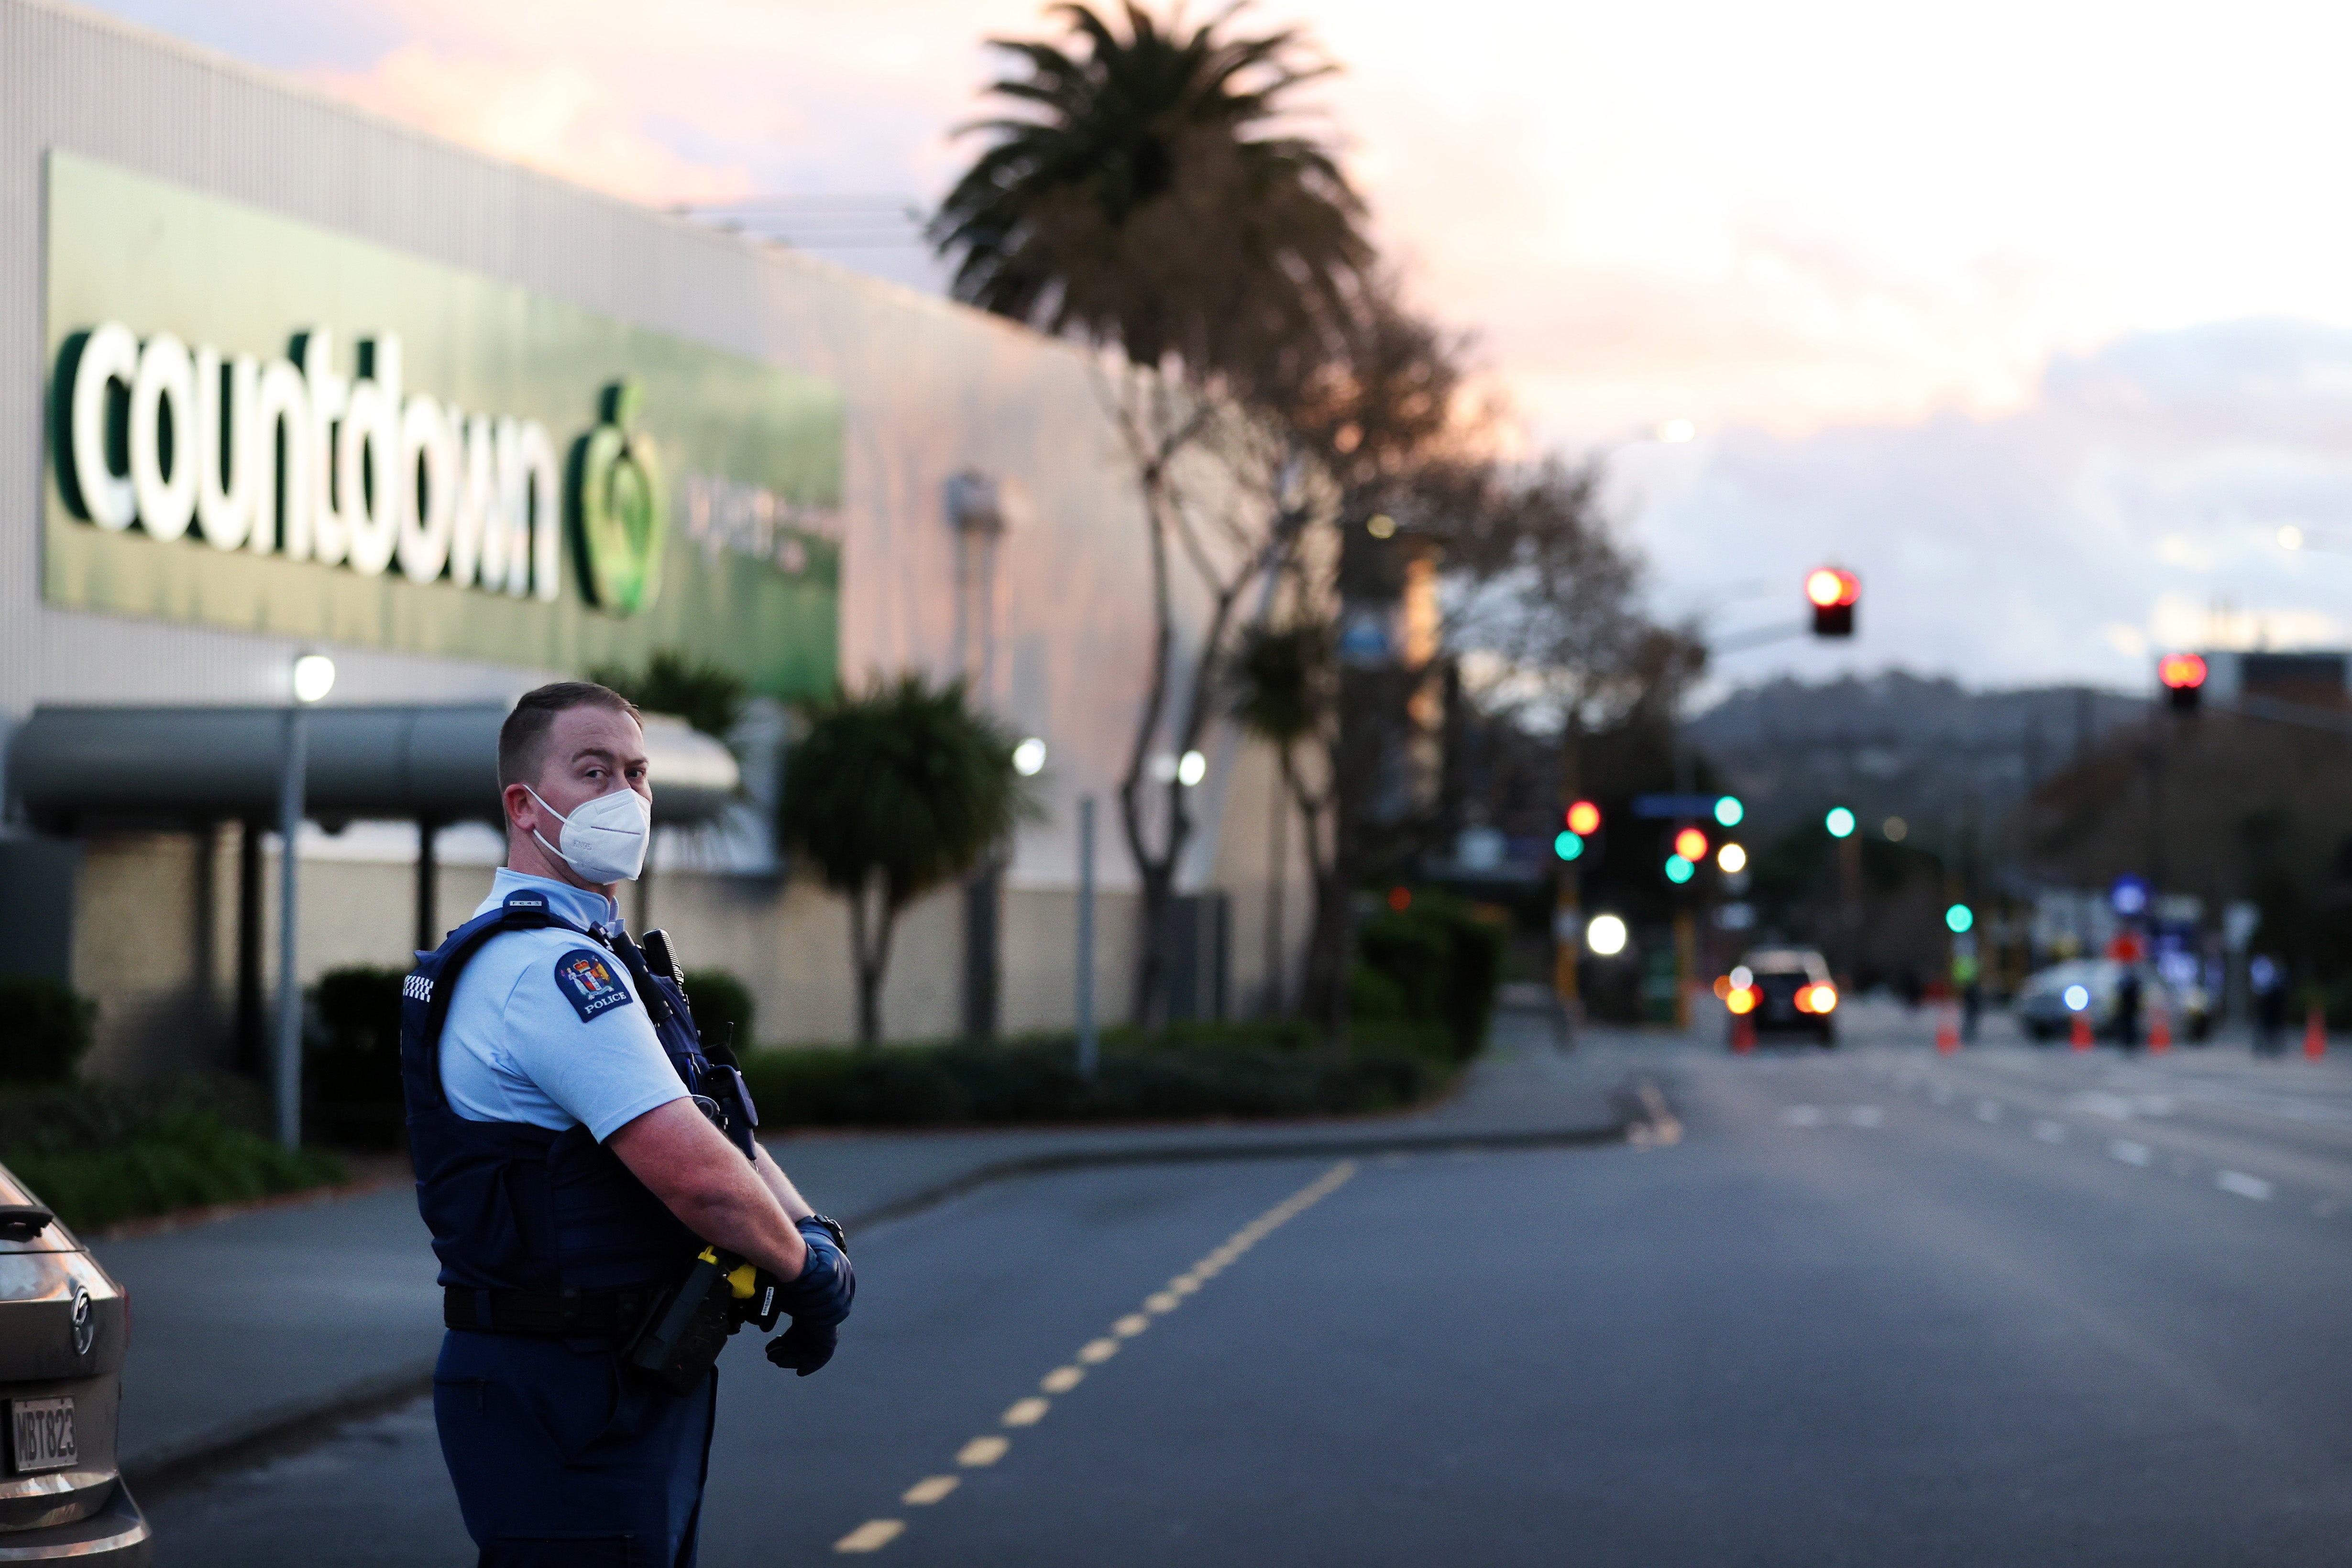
[435,1330,717,1568]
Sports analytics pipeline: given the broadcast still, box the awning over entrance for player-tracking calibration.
[6,705,741,830]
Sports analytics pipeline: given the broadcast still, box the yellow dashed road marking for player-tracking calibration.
[835,1519,905,1553]
[845,1160,1357,1552]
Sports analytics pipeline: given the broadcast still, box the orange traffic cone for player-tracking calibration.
[1935,1007,1959,1055]
[2306,1006,2327,1061]
[2070,1011,2094,1052]
[1732,1015,1756,1054]
[2149,1007,2171,1055]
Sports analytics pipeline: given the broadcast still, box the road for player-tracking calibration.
[150,1009,2352,1564]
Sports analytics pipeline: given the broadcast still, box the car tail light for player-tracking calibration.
[1726,987,1759,1015]
[1801,984,1837,1013]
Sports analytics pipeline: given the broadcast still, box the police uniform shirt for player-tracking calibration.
[438,868,689,1140]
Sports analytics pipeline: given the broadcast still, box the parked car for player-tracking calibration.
[1722,948,1840,1046]
[0,1162,149,1562]
[2015,959,2201,1042]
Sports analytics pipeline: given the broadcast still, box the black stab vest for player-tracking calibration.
[399,889,722,1296]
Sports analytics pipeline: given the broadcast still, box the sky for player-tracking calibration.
[79,0,2352,696]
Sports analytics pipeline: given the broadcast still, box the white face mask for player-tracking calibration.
[525,784,651,885]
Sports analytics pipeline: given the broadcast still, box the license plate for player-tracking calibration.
[10,1398,75,1474]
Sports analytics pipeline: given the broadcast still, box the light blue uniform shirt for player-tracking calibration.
[438,868,689,1142]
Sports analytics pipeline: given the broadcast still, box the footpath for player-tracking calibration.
[96,1000,1665,1490]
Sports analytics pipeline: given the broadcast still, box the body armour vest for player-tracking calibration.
[399,888,746,1295]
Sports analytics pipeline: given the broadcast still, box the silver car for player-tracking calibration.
[0,1162,149,1561]
[2016,959,2189,1043]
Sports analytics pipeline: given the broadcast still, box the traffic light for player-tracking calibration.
[1825,806,1857,838]
[1806,567,1859,637]
[1673,826,1709,862]
[1945,903,1974,934]
[1713,795,1745,827]
[1554,831,1585,861]
[1566,800,1602,835]
[2158,652,2206,713]
[1664,854,1696,885]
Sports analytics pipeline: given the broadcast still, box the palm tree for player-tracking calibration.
[932,2,1368,383]
[780,676,1038,1044]
[933,3,1370,1026]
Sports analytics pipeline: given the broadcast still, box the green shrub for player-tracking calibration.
[1347,961,1409,1021]
[0,1076,345,1231]
[0,978,96,1086]
[682,969,756,1056]
[307,966,408,1149]
[1354,892,1508,1060]
[739,1036,1447,1129]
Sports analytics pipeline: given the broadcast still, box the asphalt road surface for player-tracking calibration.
[151,1014,2352,1565]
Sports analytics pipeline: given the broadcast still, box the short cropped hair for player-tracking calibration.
[499,682,642,790]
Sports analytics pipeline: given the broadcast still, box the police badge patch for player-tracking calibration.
[553,949,634,1022]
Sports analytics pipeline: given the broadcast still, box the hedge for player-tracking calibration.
[0,1077,346,1232]
[0,977,96,1086]
[1352,891,1509,1060]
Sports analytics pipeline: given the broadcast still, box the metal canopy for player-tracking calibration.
[7,704,741,830]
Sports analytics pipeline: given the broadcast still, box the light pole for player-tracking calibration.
[276,652,335,1150]
[1075,794,1098,1081]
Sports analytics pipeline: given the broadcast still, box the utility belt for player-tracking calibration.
[443,1249,786,1394]
[443,1283,663,1339]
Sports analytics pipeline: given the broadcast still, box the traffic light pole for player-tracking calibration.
[1554,717,1583,1028]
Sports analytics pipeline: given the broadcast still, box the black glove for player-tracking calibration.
[776,1217,855,1327]
[764,1319,837,1376]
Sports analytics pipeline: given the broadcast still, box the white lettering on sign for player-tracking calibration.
[681,472,836,576]
[65,322,561,602]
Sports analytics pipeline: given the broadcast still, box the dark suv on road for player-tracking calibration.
[1723,947,1840,1046]
[0,1162,149,1562]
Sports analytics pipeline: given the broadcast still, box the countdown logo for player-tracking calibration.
[54,323,667,616]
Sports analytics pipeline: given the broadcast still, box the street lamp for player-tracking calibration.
[1012,737,1047,777]
[1586,913,1629,956]
[275,652,333,1150]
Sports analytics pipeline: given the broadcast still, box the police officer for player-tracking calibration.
[400,681,853,1566]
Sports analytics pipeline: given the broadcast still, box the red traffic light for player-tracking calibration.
[1805,567,1859,609]
[1807,567,1859,638]
[1566,800,1602,835]
[2158,652,2207,690]
[1673,826,1709,861]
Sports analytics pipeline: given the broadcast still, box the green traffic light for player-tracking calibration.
[1664,854,1695,884]
[1714,796,1744,827]
[1555,830,1585,862]
[1825,806,1857,838]
[1945,903,1974,934]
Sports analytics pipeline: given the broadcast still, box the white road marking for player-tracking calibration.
[2217,1171,2275,1201]
[2109,1139,2154,1166]
[835,1520,906,1553]
[2033,1120,2067,1143]
[901,1477,959,1506]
